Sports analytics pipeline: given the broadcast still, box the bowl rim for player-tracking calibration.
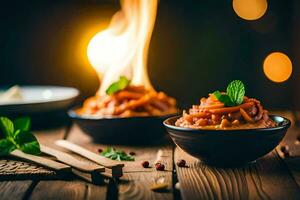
[68,107,180,121]
[0,86,79,106]
[163,115,291,134]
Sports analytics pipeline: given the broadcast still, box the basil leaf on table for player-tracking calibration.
[0,117,14,137]
[0,139,16,156]
[13,117,31,132]
[101,147,134,161]
[14,130,41,155]
[0,116,41,156]
[106,76,130,95]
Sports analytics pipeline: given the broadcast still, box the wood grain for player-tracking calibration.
[29,180,106,200]
[119,171,173,200]
[276,111,300,189]
[0,180,33,200]
[67,125,174,200]
[175,147,300,200]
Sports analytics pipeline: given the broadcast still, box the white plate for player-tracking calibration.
[0,86,79,114]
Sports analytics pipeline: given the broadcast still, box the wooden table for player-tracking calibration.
[1,111,300,200]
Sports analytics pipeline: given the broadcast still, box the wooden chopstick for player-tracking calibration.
[10,149,104,184]
[10,150,71,172]
[55,140,124,178]
[40,144,105,173]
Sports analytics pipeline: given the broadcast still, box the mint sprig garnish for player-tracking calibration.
[213,80,245,107]
[106,76,130,95]
[0,117,41,156]
[101,147,134,161]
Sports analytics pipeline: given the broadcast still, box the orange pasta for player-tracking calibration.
[76,85,178,118]
[175,93,276,130]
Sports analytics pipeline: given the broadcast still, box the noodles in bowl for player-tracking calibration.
[76,85,178,118]
[176,80,276,130]
[70,76,178,144]
[164,80,290,165]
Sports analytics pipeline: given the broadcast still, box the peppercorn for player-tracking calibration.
[155,163,165,171]
[176,159,186,167]
[141,161,149,168]
[129,151,136,156]
[280,145,289,153]
[98,148,103,153]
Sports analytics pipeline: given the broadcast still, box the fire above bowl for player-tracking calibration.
[68,109,178,145]
[164,115,291,166]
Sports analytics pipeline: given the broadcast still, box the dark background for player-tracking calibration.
[0,0,298,110]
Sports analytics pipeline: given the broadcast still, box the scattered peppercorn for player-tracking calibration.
[176,159,186,167]
[141,161,149,168]
[155,163,165,171]
[280,145,289,153]
[98,148,103,153]
[129,151,136,156]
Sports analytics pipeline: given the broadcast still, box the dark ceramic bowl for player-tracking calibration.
[164,115,290,166]
[68,109,178,144]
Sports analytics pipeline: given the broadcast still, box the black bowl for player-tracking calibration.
[68,109,178,144]
[164,115,290,166]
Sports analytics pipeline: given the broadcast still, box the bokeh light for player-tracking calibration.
[263,52,292,83]
[232,0,268,20]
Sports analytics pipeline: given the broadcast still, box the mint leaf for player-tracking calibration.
[106,76,130,95]
[14,117,31,132]
[213,91,235,107]
[14,131,41,155]
[226,80,245,105]
[101,147,134,161]
[213,80,245,106]
[0,139,16,156]
[0,117,14,137]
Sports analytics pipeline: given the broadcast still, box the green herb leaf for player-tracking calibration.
[0,116,40,156]
[213,91,235,107]
[0,139,16,156]
[13,117,31,132]
[101,147,134,161]
[14,131,41,155]
[213,80,245,107]
[226,80,245,105]
[106,76,130,95]
[0,117,14,137]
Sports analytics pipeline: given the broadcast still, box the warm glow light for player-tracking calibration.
[232,0,268,20]
[87,0,158,95]
[263,52,292,83]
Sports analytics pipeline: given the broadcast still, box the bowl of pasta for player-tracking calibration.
[69,77,179,144]
[164,80,291,166]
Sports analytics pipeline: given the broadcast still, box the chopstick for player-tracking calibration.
[10,149,104,184]
[10,149,71,172]
[40,144,105,173]
[55,140,124,178]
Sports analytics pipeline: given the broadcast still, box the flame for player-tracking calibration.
[87,0,158,95]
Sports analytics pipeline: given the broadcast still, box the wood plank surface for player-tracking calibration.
[67,125,174,200]
[1,111,300,200]
[275,111,300,189]
[29,180,106,200]
[174,147,300,200]
[0,180,34,200]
